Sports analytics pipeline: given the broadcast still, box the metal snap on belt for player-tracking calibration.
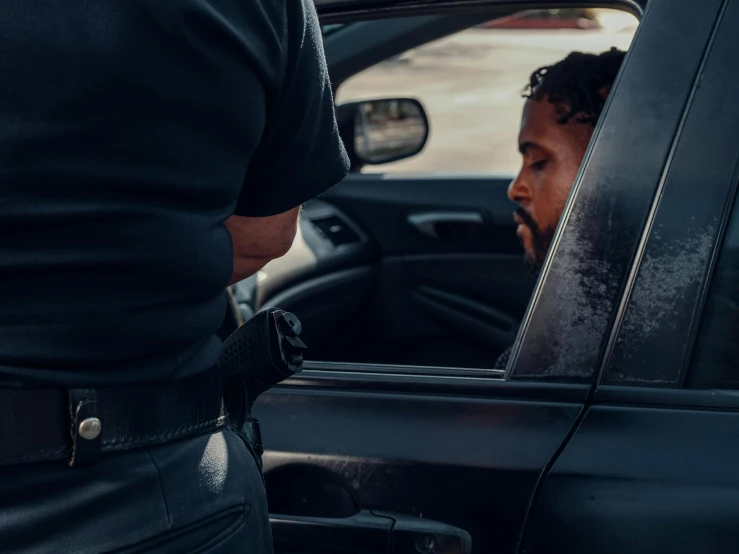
[78,417,102,440]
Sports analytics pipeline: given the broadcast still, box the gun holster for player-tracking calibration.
[218,309,306,470]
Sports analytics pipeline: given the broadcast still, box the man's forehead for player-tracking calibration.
[519,98,586,151]
[520,99,559,138]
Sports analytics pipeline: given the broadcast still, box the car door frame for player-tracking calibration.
[256,1,713,553]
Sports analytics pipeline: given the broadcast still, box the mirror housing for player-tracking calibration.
[336,97,429,171]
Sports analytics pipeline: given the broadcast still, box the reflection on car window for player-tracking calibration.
[336,9,638,174]
[688,188,739,389]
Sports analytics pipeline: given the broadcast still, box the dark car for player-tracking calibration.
[236,0,739,552]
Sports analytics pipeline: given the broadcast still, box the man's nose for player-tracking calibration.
[508,173,528,204]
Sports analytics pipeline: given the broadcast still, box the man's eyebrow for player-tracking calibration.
[518,141,542,155]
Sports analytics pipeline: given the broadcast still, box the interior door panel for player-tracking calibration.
[322,173,523,257]
[251,173,533,368]
[322,173,532,366]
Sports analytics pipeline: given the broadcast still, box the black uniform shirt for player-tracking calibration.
[0,0,349,386]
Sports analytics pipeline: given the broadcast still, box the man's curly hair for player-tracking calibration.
[523,47,626,127]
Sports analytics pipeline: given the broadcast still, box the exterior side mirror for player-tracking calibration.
[336,97,429,171]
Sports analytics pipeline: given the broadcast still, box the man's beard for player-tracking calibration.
[515,207,555,276]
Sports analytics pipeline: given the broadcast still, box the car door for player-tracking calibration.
[248,1,706,554]
[520,0,739,552]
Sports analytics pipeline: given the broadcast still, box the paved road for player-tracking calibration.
[336,26,637,175]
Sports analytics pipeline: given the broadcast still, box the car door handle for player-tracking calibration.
[407,211,485,241]
[270,509,471,554]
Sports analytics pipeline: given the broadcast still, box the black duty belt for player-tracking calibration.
[0,308,306,468]
[0,370,226,467]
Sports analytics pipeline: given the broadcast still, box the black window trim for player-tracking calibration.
[594,384,739,412]
[600,0,739,389]
[279,362,591,403]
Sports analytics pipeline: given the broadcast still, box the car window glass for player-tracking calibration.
[336,9,638,174]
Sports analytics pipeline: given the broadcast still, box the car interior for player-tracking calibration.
[220,7,639,371]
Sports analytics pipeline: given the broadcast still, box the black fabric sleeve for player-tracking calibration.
[235,0,350,217]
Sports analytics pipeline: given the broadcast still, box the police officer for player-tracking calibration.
[0,0,348,552]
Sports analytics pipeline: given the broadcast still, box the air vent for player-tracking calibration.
[311,215,360,246]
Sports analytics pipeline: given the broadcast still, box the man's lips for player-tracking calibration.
[513,212,528,237]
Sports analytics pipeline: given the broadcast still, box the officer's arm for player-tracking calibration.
[224,206,300,285]
[227,0,348,287]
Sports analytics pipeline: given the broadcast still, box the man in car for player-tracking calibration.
[495,47,626,370]
[0,0,348,552]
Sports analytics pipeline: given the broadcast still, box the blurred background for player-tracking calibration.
[335,8,638,175]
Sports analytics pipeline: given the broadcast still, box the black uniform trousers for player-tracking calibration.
[0,427,272,553]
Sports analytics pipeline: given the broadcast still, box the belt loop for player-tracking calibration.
[68,388,102,467]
